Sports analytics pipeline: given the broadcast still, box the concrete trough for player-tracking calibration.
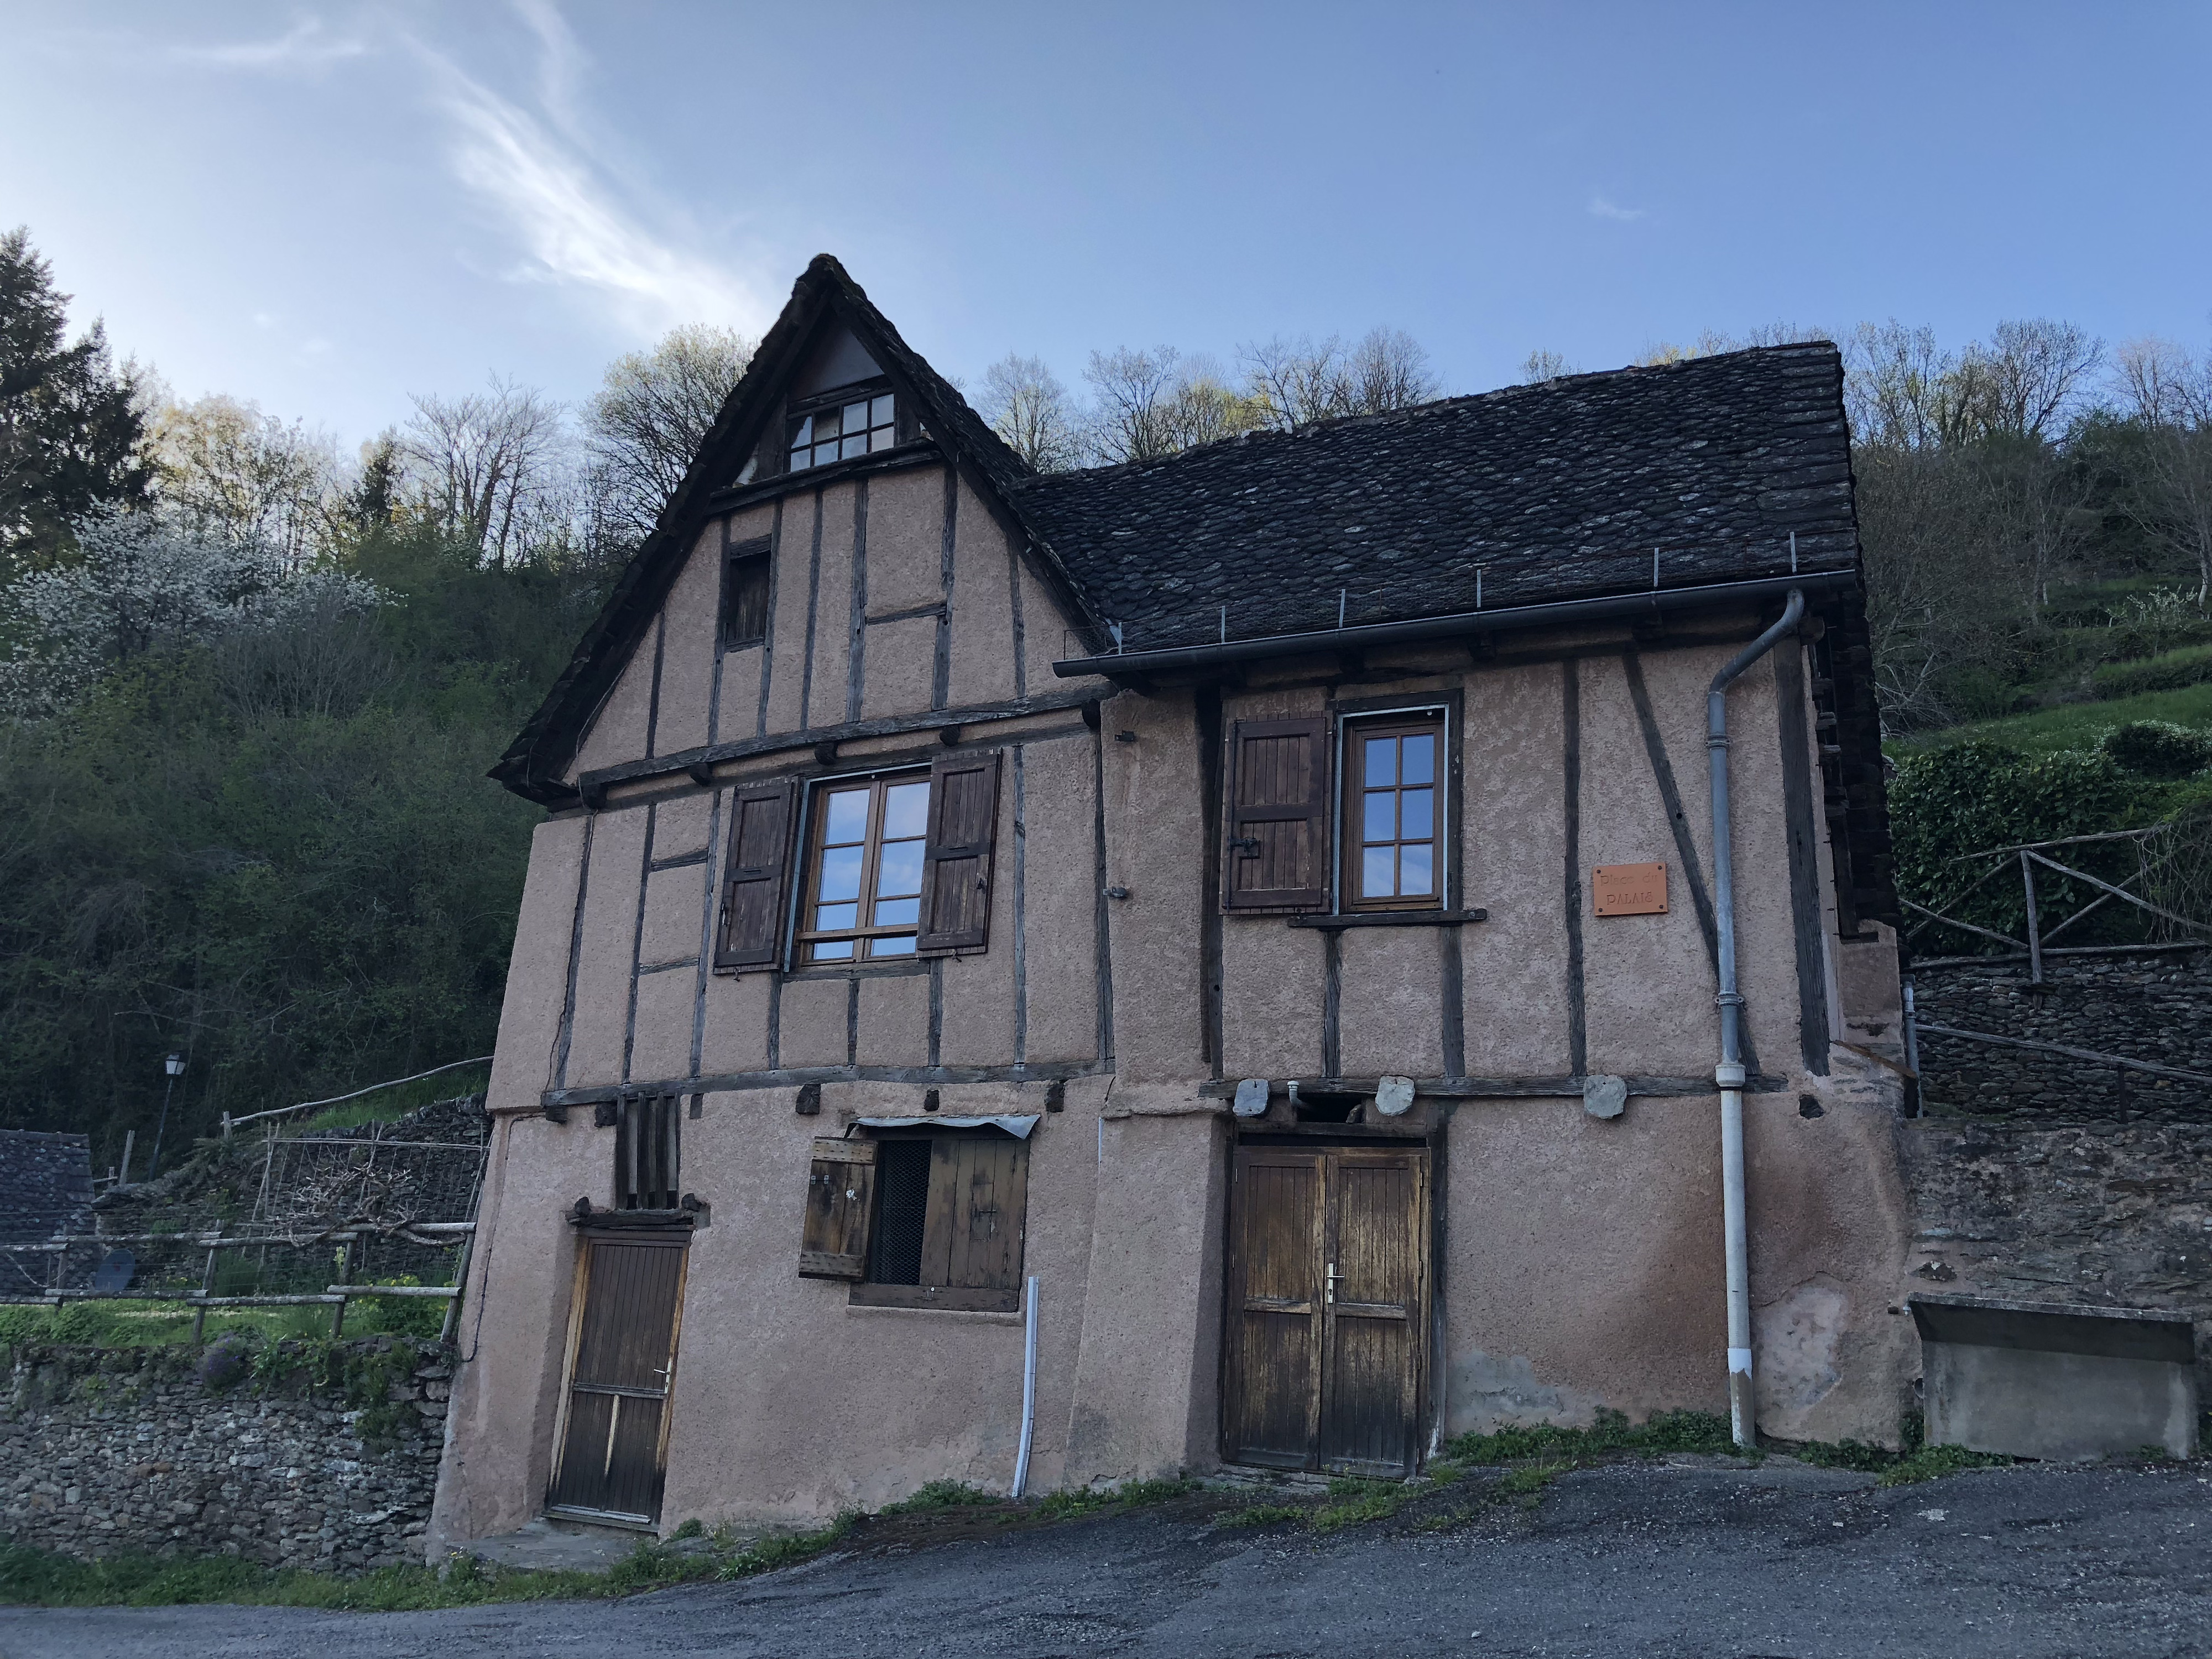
[1911,1292,2198,1462]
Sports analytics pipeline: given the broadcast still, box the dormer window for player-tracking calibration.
[788,387,896,472]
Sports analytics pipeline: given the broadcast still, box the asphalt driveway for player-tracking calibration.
[4,1460,2209,1659]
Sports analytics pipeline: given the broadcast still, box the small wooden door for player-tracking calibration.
[547,1232,688,1523]
[1224,1144,1429,1477]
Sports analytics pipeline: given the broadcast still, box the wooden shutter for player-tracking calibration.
[1225,717,1328,910]
[714,779,797,973]
[921,1134,1029,1296]
[916,749,1002,956]
[799,1138,877,1279]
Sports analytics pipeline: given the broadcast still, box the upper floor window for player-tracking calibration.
[1222,705,1450,914]
[788,388,896,472]
[722,538,771,649]
[800,774,931,961]
[1343,716,1441,911]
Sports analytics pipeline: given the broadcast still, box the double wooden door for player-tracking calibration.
[1224,1143,1430,1477]
[548,1232,688,1523]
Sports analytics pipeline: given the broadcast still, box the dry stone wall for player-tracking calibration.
[1,1338,448,1571]
[1903,947,2212,1402]
[1912,947,2212,1119]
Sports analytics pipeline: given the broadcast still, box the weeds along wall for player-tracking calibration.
[1,1337,449,1572]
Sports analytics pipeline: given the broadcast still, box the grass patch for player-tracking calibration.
[878,1480,1003,1514]
[292,1071,491,1135]
[1310,1477,1407,1532]
[1444,1408,1740,1465]
[1890,681,2212,759]
[1032,1475,1196,1522]
[1217,1503,1307,1528]
[0,1301,351,1350]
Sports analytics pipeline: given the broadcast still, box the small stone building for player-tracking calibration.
[431,257,1912,1545]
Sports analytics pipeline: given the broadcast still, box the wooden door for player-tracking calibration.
[1223,1144,1428,1477]
[547,1232,687,1523]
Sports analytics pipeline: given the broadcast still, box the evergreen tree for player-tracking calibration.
[0,227,155,575]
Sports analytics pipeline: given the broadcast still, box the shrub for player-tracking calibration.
[2092,644,2212,700]
[2101,721,2212,780]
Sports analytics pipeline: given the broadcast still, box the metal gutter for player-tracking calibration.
[1051,569,1853,681]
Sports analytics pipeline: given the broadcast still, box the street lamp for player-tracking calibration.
[149,1053,185,1182]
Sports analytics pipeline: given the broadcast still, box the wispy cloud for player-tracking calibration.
[410,12,771,339]
[1587,195,1648,223]
[173,17,367,72]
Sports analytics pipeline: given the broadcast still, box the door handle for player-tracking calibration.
[1325,1263,1342,1306]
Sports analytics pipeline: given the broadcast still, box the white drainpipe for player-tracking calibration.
[1705,587,1805,1448]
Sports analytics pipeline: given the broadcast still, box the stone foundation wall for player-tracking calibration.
[1899,1116,2212,1399]
[1912,947,2212,1120]
[1,1339,449,1571]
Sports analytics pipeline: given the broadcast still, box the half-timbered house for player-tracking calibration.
[430,257,1913,1545]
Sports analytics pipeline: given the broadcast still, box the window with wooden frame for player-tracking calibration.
[1340,712,1444,911]
[713,751,1003,973]
[787,384,897,473]
[721,537,771,649]
[796,1129,1030,1312]
[798,771,931,961]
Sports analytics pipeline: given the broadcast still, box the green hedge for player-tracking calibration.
[2092,644,2212,700]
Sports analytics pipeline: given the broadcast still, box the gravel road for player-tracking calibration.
[4,1460,2209,1658]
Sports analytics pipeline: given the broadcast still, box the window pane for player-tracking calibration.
[811,940,854,962]
[1363,735,1396,787]
[1363,791,1395,843]
[841,434,869,460]
[815,406,842,438]
[823,789,869,844]
[1402,733,1435,785]
[818,847,863,904]
[813,444,837,469]
[1362,846,1395,896]
[870,394,894,428]
[815,901,858,932]
[868,935,916,958]
[1400,843,1433,895]
[873,896,920,927]
[1401,787,1434,839]
[882,781,929,838]
[788,445,811,471]
[869,425,894,452]
[844,401,869,431]
[791,416,814,446]
[875,841,924,899]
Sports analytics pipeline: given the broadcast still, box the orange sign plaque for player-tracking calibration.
[1593,862,1668,917]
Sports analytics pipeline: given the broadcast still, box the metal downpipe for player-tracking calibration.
[1704,587,1805,1448]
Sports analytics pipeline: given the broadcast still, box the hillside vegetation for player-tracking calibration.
[4,226,2211,1161]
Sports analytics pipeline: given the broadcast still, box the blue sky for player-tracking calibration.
[3,2,2207,448]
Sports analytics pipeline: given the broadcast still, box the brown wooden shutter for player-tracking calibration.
[713,779,797,973]
[920,1134,1028,1294]
[916,749,1002,956]
[1225,717,1328,910]
[799,1138,877,1279]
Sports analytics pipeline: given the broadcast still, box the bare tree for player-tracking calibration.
[1243,335,1350,429]
[1084,347,1186,465]
[1519,349,1576,384]
[1244,329,1441,428]
[979,354,1083,471]
[402,377,566,568]
[1340,327,1440,414]
[583,324,753,539]
[1970,319,2105,441]
[2111,339,2212,602]
[152,394,335,568]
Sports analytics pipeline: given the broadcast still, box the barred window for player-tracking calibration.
[788,389,896,472]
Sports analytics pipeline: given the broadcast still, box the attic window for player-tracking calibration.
[789,388,896,472]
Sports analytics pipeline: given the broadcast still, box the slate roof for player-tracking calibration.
[1013,344,1858,655]
[0,1129,92,1249]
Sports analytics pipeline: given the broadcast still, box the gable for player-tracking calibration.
[492,257,1110,806]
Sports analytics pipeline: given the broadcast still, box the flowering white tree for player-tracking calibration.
[0,507,381,717]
